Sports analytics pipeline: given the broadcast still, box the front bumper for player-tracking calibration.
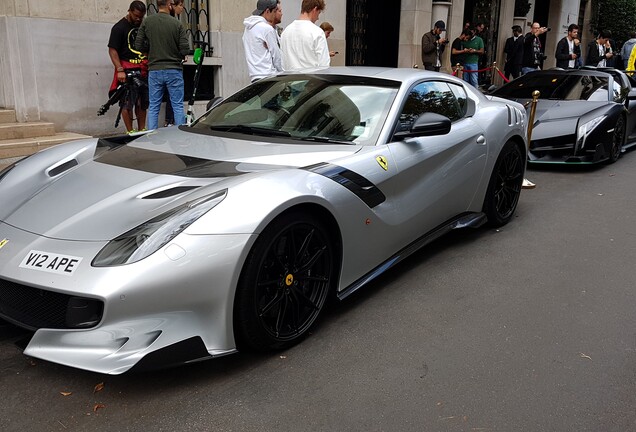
[0,222,253,374]
[529,135,610,164]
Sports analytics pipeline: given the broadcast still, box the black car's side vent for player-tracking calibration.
[303,162,386,208]
[141,186,200,199]
[47,159,79,177]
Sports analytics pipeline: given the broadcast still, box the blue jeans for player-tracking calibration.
[463,63,479,87]
[522,66,539,75]
[148,69,185,130]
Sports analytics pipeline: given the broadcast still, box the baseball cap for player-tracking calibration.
[434,20,446,31]
[253,0,278,15]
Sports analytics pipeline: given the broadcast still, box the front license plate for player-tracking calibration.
[19,250,83,276]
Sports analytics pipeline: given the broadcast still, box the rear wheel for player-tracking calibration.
[234,211,334,351]
[483,141,524,227]
[607,115,625,164]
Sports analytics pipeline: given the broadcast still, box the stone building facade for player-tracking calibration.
[0,0,585,136]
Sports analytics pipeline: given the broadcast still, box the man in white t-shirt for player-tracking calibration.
[281,0,330,71]
[243,0,284,82]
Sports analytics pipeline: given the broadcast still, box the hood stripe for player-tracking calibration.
[95,145,248,178]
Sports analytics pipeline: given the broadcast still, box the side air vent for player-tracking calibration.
[141,186,200,199]
[507,105,525,127]
[47,159,79,177]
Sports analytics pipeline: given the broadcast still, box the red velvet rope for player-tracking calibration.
[461,67,491,73]
[495,68,510,83]
[451,64,510,83]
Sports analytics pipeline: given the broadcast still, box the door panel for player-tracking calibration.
[386,117,487,240]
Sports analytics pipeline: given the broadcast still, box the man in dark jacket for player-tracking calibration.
[135,0,190,130]
[522,22,549,74]
[585,30,614,67]
[503,25,524,79]
[421,20,447,71]
[555,24,581,69]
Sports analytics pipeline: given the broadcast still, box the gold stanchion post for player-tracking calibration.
[522,90,540,189]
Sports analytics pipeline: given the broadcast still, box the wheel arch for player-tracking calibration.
[231,202,343,351]
[508,134,528,165]
[481,137,526,227]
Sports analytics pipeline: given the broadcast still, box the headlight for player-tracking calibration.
[92,189,227,267]
[576,115,606,150]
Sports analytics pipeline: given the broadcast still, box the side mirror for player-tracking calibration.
[394,112,451,139]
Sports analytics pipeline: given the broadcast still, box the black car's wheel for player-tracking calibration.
[607,115,625,164]
[483,141,524,227]
[234,211,333,351]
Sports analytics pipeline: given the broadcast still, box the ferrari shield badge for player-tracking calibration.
[376,155,388,171]
[0,239,8,250]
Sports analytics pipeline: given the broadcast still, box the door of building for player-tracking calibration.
[346,0,401,66]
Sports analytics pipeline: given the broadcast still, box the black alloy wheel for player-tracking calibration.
[607,115,625,164]
[483,141,524,227]
[234,211,333,351]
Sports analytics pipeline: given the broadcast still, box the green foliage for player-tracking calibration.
[590,0,636,46]
[514,0,532,17]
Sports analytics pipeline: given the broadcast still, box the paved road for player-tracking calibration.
[2,154,636,431]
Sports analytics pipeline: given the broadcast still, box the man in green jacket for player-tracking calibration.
[462,30,484,87]
[135,0,190,130]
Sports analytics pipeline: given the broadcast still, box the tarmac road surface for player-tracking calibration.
[1,153,636,431]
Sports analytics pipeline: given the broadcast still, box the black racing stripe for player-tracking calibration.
[95,145,248,178]
[304,163,386,208]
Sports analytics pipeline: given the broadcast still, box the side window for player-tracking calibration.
[397,81,462,132]
[448,83,468,117]
[611,80,624,103]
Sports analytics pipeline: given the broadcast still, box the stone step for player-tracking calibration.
[0,109,16,124]
[0,122,56,140]
[0,132,91,160]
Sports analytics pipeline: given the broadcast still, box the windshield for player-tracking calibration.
[493,73,610,101]
[192,74,399,146]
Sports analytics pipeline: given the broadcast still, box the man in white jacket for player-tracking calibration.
[281,0,330,71]
[243,0,283,82]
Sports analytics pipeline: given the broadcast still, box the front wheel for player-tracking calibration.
[607,115,625,164]
[483,141,524,227]
[234,211,334,351]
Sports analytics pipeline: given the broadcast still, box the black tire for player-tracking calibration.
[607,115,625,164]
[234,211,334,351]
[483,141,524,227]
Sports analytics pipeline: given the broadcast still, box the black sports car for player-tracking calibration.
[492,68,636,164]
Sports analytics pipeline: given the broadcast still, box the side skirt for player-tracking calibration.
[337,212,487,300]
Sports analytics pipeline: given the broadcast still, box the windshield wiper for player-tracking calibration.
[298,136,354,145]
[210,124,291,137]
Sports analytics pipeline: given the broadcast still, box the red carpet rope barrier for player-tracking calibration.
[451,63,510,83]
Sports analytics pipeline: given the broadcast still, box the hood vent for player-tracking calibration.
[47,159,79,177]
[141,186,200,199]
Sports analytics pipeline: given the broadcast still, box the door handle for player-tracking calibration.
[476,135,486,145]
